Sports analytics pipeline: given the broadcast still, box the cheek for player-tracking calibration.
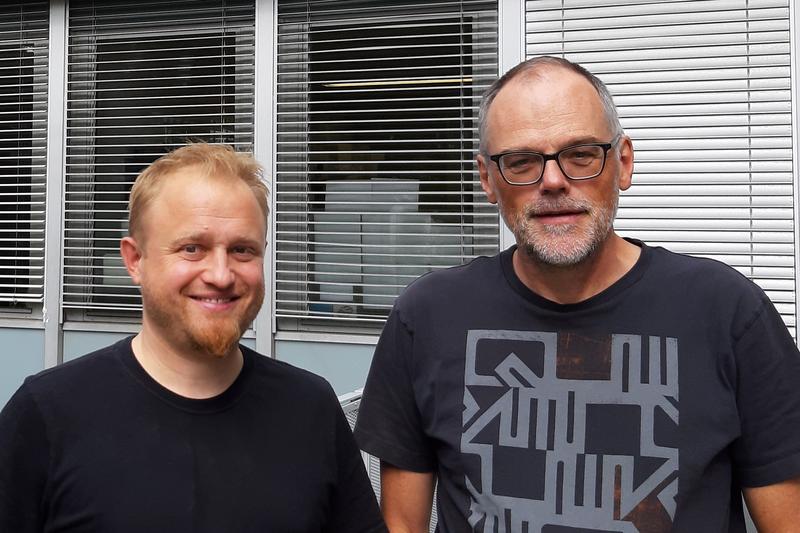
[496,186,535,212]
[590,183,619,209]
[235,261,265,287]
[162,262,202,288]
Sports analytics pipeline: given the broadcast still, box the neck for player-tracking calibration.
[131,325,244,399]
[512,233,640,304]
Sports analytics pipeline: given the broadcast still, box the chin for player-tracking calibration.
[196,314,247,355]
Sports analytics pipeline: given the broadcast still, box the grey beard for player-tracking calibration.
[511,195,618,267]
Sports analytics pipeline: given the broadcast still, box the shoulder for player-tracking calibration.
[395,250,504,309]
[646,244,765,298]
[642,243,772,327]
[1,338,131,435]
[21,337,129,397]
[242,346,338,404]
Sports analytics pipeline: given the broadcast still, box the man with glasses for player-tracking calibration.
[355,56,800,532]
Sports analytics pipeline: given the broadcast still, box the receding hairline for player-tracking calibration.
[127,144,269,240]
[478,57,623,154]
[130,165,267,240]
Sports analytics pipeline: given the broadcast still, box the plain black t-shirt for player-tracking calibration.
[355,240,800,532]
[0,337,386,533]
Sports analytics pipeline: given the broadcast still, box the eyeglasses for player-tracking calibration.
[489,135,622,186]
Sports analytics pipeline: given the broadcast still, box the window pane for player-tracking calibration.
[276,0,500,330]
[63,0,255,317]
[0,1,48,311]
[526,0,795,334]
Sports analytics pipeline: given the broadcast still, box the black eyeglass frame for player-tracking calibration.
[488,134,623,186]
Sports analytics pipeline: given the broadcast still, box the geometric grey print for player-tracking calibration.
[461,330,679,533]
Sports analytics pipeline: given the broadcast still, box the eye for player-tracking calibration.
[502,153,539,173]
[231,245,257,260]
[179,244,204,259]
[562,146,602,165]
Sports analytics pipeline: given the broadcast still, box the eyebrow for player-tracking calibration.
[169,233,208,247]
[546,136,608,151]
[169,233,264,249]
[497,135,608,154]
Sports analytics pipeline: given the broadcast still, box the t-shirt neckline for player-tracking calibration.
[500,237,651,312]
[115,335,253,414]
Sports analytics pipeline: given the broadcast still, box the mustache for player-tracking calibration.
[524,197,592,216]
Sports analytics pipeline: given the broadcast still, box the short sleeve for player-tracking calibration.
[0,382,50,533]
[731,297,800,487]
[324,389,386,533]
[354,305,436,472]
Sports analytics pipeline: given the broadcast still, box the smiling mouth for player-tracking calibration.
[190,296,239,304]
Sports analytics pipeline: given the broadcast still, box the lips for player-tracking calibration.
[533,209,585,217]
[192,296,237,304]
[189,295,240,311]
[526,199,591,224]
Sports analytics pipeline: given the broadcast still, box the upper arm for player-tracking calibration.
[0,384,49,533]
[324,386,385,533]
[380,461,435,533]
[743,476,800,532]
[732,298,800,487]
[355,308,436,472]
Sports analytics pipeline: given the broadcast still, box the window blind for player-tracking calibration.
[526,0,795,333]
[275,0,500,329]
[0,1,48,309]
[63,0,255,315]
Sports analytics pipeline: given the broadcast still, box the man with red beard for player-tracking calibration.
[355,57,800,532]
[0,144,386,533]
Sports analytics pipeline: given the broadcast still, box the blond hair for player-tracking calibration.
[128,143,268,238]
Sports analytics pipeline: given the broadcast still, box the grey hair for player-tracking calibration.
[477,56,623,155]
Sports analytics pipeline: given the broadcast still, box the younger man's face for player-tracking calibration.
[124,166,266,358]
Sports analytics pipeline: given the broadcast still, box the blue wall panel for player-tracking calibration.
[0,328,45,408]
[275,339,374,396]
[63,330,130,362]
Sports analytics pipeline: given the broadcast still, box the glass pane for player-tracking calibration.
[276,0,500,329]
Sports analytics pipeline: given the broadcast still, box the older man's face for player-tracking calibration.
[478,68,633,266]
[123,167,266,358]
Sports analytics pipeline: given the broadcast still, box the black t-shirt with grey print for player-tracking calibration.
[355,240,800,532]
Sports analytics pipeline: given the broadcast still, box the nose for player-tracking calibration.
[538,158,570,194]
[201,248,235,288]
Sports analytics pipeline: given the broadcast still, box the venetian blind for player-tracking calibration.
[526,0,795,334]
[62,0,255,315]
[0,1,48,308]
[275,0,500,329]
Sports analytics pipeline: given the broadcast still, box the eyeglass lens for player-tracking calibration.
[501,144,606,183]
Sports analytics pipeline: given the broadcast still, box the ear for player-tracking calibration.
[120,236,144,286]
[617,135,634,191]
[477,153,498,204]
